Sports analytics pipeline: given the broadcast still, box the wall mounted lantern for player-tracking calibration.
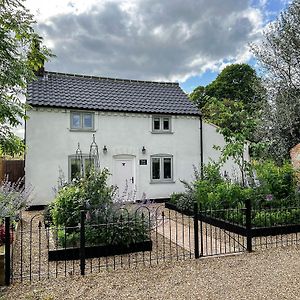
[103,145,108,154]
[142,146,146,154]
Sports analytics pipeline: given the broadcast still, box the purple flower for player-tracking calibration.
[266,194,273,201]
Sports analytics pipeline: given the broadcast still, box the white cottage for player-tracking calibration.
[25,71,248,207]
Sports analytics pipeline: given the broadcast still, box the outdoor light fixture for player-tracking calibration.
[103,145,108,154]
[142,146,146,154]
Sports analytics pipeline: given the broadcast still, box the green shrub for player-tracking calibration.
[254,160,298,204]
[50,169,116,227]
[57,229,79,248]
[49,168,150,248]
[170,193,185,204]
[174,160,300,227]
[252,208,300,227]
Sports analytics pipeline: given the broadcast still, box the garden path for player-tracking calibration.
[156,207,246,256]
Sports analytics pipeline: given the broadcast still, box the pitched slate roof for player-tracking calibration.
[27,71,199,116]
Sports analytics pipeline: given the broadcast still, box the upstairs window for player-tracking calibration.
[70,111,94,130]
[150,155,173,182]
[152,116,171,133]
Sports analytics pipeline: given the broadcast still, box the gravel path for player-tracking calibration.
[1,245,300,300]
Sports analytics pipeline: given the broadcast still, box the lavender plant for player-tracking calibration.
[0,176,32,223]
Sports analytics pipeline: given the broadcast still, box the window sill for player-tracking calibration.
[150,180,176,184]
[69,128,97,132]
[151,131,174,134]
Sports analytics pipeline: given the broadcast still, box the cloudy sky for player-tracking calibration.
[25,0,291,93]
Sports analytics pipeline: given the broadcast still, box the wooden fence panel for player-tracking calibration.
[0,159,25,184]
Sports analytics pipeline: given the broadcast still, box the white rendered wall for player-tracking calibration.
[25,108,202,205]
[25,109,250,206]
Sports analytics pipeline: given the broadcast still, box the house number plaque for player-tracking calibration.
[139,159,147,165]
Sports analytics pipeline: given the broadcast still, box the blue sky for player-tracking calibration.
[26,0,291,94]
[180,0,291,92]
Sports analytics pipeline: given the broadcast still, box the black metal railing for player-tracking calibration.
[3,200,300,285]
[5,204,196,284]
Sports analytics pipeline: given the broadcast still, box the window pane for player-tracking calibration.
[84,158,94,175]
[153,118,160,130]
[83,113,93,128]
[71,113,81,128]
[163,158,172,179]
[71,158,81,179]
[152,158,160,179]
[163,118,170,130]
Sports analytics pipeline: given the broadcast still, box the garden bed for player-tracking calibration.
[48,240,153,261]
[166,201,300,238]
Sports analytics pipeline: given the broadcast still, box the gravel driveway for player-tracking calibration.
[1,245,300,300]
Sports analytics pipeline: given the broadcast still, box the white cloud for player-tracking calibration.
[27,0,264,82]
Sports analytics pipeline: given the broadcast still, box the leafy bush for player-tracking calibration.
[174,160,300,227]
[253,160,299,207]
[50,169,116,227]
[252,209,300,227]
[49,169,150,248]
[170,192,184,204]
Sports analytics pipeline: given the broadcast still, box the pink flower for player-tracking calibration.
[266,194,273,201]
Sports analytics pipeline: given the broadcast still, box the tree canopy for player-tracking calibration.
[190,64,264,112]
[206,64,263,110]
[251,0,300,162]
[0,0,53,156]
[189,63,265,180]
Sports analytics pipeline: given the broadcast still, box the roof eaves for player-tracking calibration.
[27,103,201,116]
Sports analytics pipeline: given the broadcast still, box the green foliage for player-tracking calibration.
[0,0,54,155]
[252,209,300,227]
[50,184,83,228]
[190,64,265,171]
[205,64,264,111]
[57,213,149,248]
[189,64,264,113]
[50,169,115,227]
[251,1,300,161]
[175,160,300,227]
[202,99,256,138]
[189,86,212,109]
[170,192,185,204]
[254,160,297,201]
[202,98,257,186]
[80,168,115,209]
[50,169,149,248]
[57,230,79,248]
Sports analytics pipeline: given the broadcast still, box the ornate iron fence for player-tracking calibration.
[3,201,300,285]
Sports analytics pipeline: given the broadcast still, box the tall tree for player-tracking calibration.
[189,64,263,111]
[189,63,265,180]
[0,0,53,156]
[251,0,300,161]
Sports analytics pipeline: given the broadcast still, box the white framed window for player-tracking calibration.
[68,155,95,180]
[70,111,94,130]
[152,116,171,133]
[150,154,173,182]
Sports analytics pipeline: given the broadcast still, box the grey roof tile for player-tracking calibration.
[27,71,199,116]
